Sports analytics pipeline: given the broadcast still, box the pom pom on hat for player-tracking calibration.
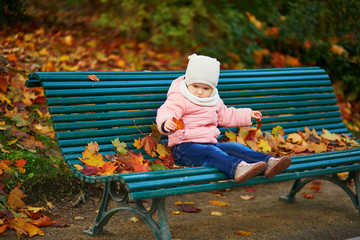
[185,54,220,90]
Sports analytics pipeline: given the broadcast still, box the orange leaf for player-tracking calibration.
[301,192,314,199]
[15,159,26,168]
[118,150,149,172]
[88,74,100,81]
[236,230,251,236]
[172,117,185,130]
[30,215,53,227]
[98,162,118,176]
[8,53,18,62]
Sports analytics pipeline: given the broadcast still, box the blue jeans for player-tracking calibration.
[171,142,272,179]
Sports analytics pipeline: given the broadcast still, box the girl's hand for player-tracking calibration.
[164,119,178,132]
[251,111,262,122]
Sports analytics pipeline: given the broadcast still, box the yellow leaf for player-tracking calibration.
[172,211,181,215]
[257,139,271,153]
[225,130,237,142]
[211,211,224,216]
[156,143,169,158]
[24,223,44,237]
[272,126,284,136]
[321,129,342,142]
[133,138,142,149]
[208,200,229,207]
[287,133,303,144]
[78,148,105,168]
[25,206,45,213]
[74,164,84,170]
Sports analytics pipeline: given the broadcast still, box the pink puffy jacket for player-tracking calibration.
[156,76,253,147]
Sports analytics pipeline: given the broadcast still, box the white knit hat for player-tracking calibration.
[184,54,220,90]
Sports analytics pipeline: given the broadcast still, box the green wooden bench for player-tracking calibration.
[25,67,360,240]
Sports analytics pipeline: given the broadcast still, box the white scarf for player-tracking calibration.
[179,80,220,106]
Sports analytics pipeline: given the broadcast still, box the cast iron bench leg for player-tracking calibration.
[280,171,360,214]
[84,181,171,239]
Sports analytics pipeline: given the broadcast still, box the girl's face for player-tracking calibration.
[188,83,213,98]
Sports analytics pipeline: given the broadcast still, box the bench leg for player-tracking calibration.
[279,171,360,214]
[83,181,172,240]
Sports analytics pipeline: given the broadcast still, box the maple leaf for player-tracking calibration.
[150,123,162,141]
[15,159,26,168]
[79,164,99,176]
[7,186,26,211]
[257,139,271,153]
[88,74,100,81]
[118,150,149,172]
[98,162,118,176]
[321,129,342,142]
[141,135,158,156]
[133,138,142,149]
[112,138,127,155]
[225,130,237,142]
[172,117,185,130]
[272,125,284,136]
[287,133,303,144]
[78,148,105,168]
[86,141,100,154]
[24,222,45,237]
[30,215,53,227]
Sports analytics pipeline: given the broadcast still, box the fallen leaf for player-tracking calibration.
[301,192,314,199]
[88,74,99,81]
[208,200,229,207]
[211,211,224,216]
[240,195,255,200]
[236,230,251,236]
[181,204,201,213]
[7,186,26,211]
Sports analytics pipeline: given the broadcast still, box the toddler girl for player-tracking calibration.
[156,54,291,184]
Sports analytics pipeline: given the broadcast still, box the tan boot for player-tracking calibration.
[264,156,291,178]
[234,161,267,184]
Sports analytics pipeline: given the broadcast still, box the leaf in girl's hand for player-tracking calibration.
[172,117,185,130]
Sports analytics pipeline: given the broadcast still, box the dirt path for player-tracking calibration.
[3,180,360,240]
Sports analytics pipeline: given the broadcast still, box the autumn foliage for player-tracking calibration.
[76,121,360,177]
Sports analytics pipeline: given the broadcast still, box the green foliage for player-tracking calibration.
[0,149,73,194]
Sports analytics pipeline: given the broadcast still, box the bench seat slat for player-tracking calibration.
[125,156,360,192]
[128,164,360,200]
